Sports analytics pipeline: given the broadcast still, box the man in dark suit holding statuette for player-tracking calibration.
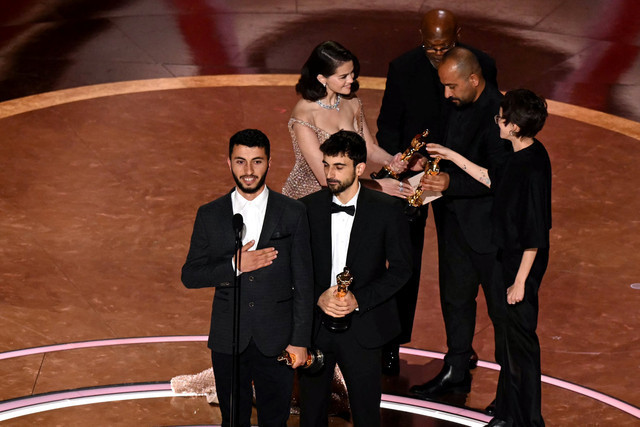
[376,8,498,375]
[299,130,412,427]
[181,129,314,427]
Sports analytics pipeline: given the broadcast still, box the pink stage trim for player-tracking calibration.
[381,394,492,422]
[400,347,640,419]
[0,336,207,360]
[0,382,488,425]
[0,338,637,419]
[0,383,171,412]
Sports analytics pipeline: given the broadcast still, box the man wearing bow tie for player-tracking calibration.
[299,130,412,427]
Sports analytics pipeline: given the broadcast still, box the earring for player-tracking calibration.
[509,130,515,136]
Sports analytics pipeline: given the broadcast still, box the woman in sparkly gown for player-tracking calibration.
[282,40,414,200]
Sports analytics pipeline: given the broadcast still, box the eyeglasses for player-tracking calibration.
[423,42,456,54]
[494,115,504,124]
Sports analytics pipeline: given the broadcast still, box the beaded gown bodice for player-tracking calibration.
[282,99,365,199]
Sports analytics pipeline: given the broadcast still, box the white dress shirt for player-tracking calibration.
[330,184,360,286]
[231,186,269,273]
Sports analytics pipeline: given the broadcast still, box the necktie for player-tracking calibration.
[331,202,355,216]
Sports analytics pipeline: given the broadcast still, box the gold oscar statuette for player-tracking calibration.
[407,156,440,207]
[371,130,430,180]
[335,267,353,297]
[277,348,325,373]
[323,267,354,332]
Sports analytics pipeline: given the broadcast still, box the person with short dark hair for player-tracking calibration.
[182,129,314,427]
[375,9,499,375]
[228,127,271,158]
[282,41,412,200]
[299,130,412,426]
[426,89,551,427]
[319,129,367,165]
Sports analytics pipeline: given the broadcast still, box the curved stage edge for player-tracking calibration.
[1,75,639,142]
[0,74,638,426]
[0,337,637,423]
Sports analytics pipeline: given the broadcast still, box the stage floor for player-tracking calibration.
[0,75,638,425]
[1,1,640,424]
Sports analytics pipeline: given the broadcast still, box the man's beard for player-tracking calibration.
[450,97,472,109]
[232,169,268,194]
[327,175,355,195]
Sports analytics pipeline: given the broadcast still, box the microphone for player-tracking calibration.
[232,213,244,238]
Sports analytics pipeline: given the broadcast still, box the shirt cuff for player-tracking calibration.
[231,259,243,276]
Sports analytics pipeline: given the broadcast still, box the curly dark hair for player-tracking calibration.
[500,89,548,138]
[320,130,367,165]
[295,41,360,101]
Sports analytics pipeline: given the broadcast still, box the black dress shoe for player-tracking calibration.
[484,398,496,415]
[469,349,479,369]
[409,364,471,398]
[486,417,512,427]
[381,345,400,376]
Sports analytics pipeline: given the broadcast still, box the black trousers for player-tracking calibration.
[299,325,382,427]
[211,339,294,427]
[436,208,507,373]
[391,204,428,344]
[495,249,548,427]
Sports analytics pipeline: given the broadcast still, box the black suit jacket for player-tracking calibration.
[377,45,498,154]
[433,84,511,254]
[181,188,314,356]
[301,186,412,348]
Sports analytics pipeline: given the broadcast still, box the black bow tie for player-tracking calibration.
[331,202,355,216]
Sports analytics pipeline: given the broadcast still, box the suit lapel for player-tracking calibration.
[257,188,282,249]
[346,187,371,269]
[315,190,334,287]
[220,191,236,245]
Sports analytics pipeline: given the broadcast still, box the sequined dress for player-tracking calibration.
[282,99,365,199]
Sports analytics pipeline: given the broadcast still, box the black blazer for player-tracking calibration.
[377,45,498,155]
[301,186,412,348]
[181,188,314,356]
[433,84,511,254]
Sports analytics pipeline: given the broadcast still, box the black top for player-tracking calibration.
[491,139,552,251]
[432,83,511,254]
[376,44,498,154]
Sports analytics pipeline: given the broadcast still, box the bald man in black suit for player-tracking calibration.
[376,8,498,376]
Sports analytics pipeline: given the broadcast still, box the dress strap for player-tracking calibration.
[288,117,331,137]
[355,97,365,133]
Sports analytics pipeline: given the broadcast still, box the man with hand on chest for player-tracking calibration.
[181,128,313,427]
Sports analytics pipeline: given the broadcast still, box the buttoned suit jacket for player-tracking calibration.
[181,188,314,356]
[301,186,412,348]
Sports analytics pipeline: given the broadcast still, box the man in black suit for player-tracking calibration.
[410,48,510,399]
[376,9,498,375]
[299,130,412,427]
[181,129,314,427]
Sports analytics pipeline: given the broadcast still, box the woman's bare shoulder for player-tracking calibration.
[292,99,321,125]
[342,95,362,109]
[292,99,317,116]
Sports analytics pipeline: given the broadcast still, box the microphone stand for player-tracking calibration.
[230,226,242,427]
